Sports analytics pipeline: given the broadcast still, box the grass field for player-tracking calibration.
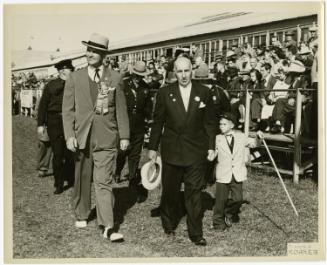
[11,115,318,259]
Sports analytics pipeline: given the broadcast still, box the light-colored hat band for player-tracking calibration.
[133,69,148,75]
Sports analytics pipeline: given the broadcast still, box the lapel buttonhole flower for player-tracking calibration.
[194,96,200,102]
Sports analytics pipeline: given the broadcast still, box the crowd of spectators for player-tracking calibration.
[12,26,318,139]
[108,27,318,138]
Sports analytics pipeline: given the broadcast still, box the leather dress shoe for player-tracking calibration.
[103,227,124,243]
[192,237,207,246]
[54,186,64,195]
[270,124,281,134]
[212,224,227,231]
[137,186,148,203]
[150,207,161,217]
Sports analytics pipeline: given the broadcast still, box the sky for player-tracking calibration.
[6,3,223,52]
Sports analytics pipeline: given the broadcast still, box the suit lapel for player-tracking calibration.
[220,135,232,156]
[79,68,94,109]
[186,83,199,123]
[172,84,187,120]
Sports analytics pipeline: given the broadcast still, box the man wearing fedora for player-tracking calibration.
[148,57,216,246]
[115,61,153,203]
[62,33,130,242]
[38,59,75,194]
[285,30,297,48]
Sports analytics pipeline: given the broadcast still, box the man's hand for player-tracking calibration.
[120,139,129,151]
[207,150,216,161]
[37,126,44,138]
[148,150,157,163]
[256,130,264,139]
[261,98,267,106]
[230,98,239,105]
[66,137,78,152]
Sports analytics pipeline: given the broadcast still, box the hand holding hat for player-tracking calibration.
[141,154,162,190]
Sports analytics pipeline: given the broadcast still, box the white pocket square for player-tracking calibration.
[108,86,116,91]
[199,102,206,108]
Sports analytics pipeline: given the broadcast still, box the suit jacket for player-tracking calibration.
[62,67,129,150]
[148,82,217,166]
[214,131,260,183]
[123,78,153,134]
[37,77,65,126]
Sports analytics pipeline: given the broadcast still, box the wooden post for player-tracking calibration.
[266,30,270,46]
[208,41,212,66]
[297,25,301,45]
[219,40,223,51]
[293,86,302,184]
[244,88,251,137]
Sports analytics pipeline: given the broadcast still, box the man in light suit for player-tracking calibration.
[62,33,130,242]
[148,56,216,246]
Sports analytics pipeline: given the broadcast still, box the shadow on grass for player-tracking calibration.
[113,186,138,229]
[250,203,290,237]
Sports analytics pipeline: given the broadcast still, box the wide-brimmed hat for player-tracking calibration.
[226,50,236,58]
[141,156,162,190]
[309,25,318,32]
[288,60,305,73]
[54,59,74,71]
[299,46,312,55]
[132,61,149,76]
[215,52,224,61]
[82,33,109,52]
[193,63,212,80]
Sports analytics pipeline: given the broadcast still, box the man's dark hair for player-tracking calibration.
[261,63,272,71]
[287,45,298,55]
[272,47,286,59]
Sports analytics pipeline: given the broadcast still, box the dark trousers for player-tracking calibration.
[47,114,74,188]
[37,140,53,174]
[272,98,295,128]
[251,98,264,120]
[116,132,144,183]
[161,160,206,240]
[213,177,243,226]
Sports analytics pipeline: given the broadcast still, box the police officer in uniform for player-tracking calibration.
[37,59,75,194]
[115,61,153,203]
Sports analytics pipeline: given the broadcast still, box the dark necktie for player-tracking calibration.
[94,68,100,82]
[226,135,234,153]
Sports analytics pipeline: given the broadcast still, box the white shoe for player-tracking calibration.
[75,220,87,228]
[110,232,124,242]
[103,227,124,242]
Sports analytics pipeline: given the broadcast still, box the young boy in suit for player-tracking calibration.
[207,113,263,230]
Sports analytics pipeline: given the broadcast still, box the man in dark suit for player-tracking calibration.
[62,33,130,242]
[148,57,216,246]
[37,59,75,194]
[115,61,153,203]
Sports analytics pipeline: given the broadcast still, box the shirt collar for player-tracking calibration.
[224,130,234,137]
[88,65,104,81]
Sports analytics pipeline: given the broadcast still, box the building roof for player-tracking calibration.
[12,50,85,72]
[109,11,317,51]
